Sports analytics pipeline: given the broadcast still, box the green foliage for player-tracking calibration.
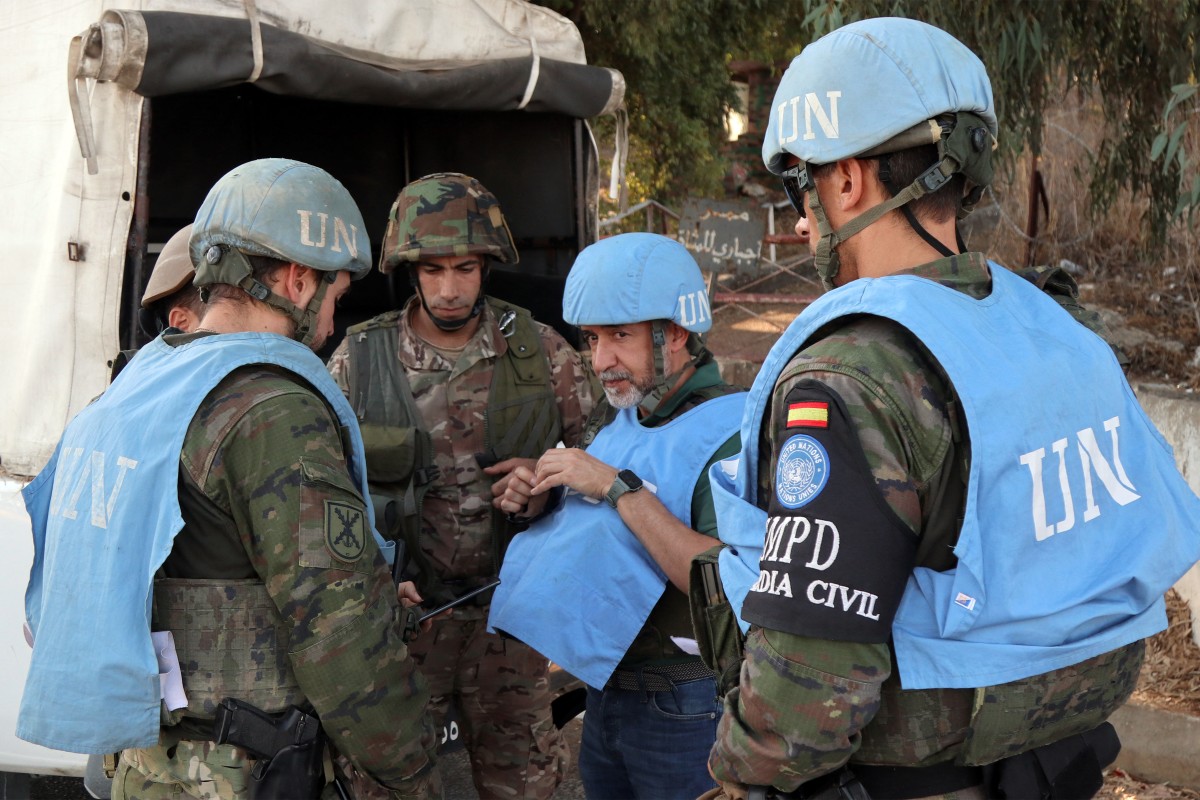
[544,0,1200,239]
[537,0,772,203]
[745,0,1200,239]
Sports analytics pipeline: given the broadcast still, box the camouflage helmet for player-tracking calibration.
[378,172,518,272]
[142,224,195,307]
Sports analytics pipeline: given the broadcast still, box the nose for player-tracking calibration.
[434,271,464,302]
[591,339,616,373]
[794,214,811,243]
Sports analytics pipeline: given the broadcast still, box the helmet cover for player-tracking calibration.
[379,172,518,272]
[762,17,996,174]
[564,233,711,333]
[191,158,371,287]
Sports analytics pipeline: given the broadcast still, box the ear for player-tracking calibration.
[274,262,313,304]
[168,306,200,333]
[664,321,690,353]
[830,158,872,212]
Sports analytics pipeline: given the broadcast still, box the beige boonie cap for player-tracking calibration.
[142,224,196,307]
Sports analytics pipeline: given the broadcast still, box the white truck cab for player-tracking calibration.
[0,1,622,792]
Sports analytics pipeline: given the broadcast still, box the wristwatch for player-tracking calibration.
[605,469,644,508]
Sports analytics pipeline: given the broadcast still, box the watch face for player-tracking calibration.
[618,470,643,491]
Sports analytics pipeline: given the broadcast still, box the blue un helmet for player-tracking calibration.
[190,158,371,348]
[564,233,711,413]
[763,18,998,290]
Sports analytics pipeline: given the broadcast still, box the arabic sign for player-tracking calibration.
[676,198,766,276]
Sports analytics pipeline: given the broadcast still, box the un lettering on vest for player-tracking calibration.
[1018,415,1141,541]
[296,210,358,259]
[749,514,880,622]
[46,447,139,529]
[776,91,842,145]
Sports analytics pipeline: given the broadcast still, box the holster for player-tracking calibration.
[981,722,1121,800]
[688,546,745,695]
[212,698,326,800]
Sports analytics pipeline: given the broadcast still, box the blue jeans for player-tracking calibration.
[579,676,721,800]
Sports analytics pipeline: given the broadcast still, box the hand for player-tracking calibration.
[396,581,436,637]
[486,459,548,517]
[530,448,618,501]
[707,761,748,800]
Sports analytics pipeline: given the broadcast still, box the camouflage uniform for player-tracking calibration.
[709,253,1143,794]
[114,349,439,800]
[327,297,592,800]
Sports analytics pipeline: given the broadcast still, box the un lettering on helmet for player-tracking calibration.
[761,17,996,174]
[562,233,711,334]
[189,158,372,287]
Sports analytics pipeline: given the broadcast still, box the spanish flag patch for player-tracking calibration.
[786,401,829,429]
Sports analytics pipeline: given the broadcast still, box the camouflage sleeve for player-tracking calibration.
[538,323,594,448]
[711,324,953,791]
[326,338,351,395]
[710,628,891,791]
[195,374,437,795]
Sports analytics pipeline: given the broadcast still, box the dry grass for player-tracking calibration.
[972,89,1200,390]
[1132,590,1200,717]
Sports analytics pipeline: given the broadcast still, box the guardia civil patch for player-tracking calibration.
[324,500,366,562]
[775,434,830,509]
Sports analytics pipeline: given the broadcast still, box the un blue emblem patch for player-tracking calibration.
[775,434,830,509]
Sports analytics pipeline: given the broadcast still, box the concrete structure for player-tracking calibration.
[1137,385,1200,647]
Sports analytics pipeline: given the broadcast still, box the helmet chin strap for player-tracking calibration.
[216,248,332,348]
[808,162,959,292]
[636,322,695,417]
[410,265,488,332]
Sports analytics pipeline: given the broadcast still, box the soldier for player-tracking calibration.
[326,172,592,800]
[705,18,1200,800]
[140,224,203,335]
[20,158,439,799]
[488,233,745,800]
[109,224,205,383]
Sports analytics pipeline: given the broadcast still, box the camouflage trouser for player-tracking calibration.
[112,729,359,800]
[409,611,566,800]
[112,729,253,800]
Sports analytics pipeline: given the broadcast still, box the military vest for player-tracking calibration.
[488,392,745,689]
[343,298,560,597]
[19,333,381,754]
[711,262,1200,689]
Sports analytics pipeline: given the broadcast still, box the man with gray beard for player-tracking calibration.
[488,232,745,800]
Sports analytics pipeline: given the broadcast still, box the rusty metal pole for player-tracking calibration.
[1024,153,1041,268]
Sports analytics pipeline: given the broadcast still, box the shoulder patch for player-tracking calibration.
[786,401,829,429]
[325,500,366,562]
[775,434,830,509]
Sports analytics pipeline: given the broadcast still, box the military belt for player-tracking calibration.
[850,761,982,798]
[604,661,716,692]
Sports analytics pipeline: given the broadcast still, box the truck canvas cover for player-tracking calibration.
[0,0,623,477]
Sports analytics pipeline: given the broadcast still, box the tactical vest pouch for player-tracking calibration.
[688,546,745,695]
[958,640,1143,766]
[154,578,303,719]
[360,423,431,485]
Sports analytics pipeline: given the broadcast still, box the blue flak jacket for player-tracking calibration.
[712,262,1200,689]
[19,332,388,754]
[488,393,744,690]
